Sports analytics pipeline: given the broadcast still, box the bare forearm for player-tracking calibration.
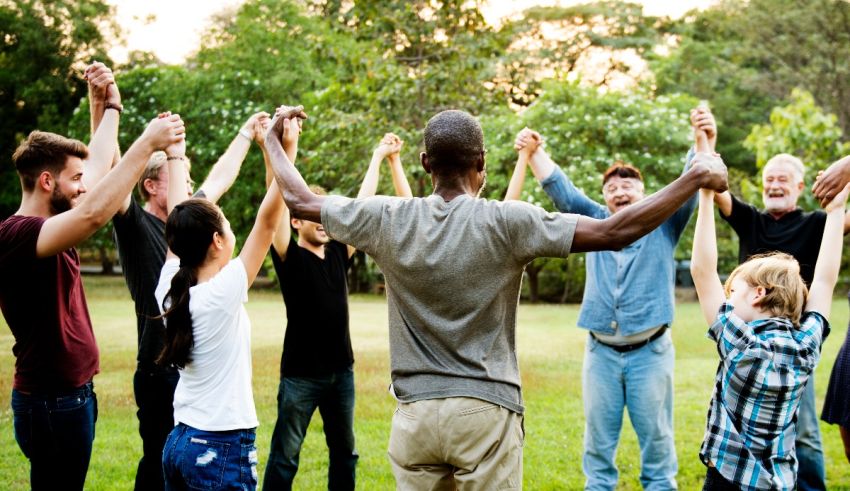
[528,148,557,182]
[505,153,529,201]
[80,138,156,223]
[388,155,413,198]
[201,134,251,202]
[83,109,120,189]
[589,166,707,250]
[268,139,323,222]
[692,190,718,280]
[813,207,845,289]
[357,153,382,199]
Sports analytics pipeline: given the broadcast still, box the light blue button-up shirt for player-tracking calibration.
[539,158,696,335]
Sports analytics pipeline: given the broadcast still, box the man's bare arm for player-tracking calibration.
[198,112,270,204]
[571,154,727,253]
[37,115,185,257]
[264,112,296,260]
[266,107,324,223]
[80,63,122,196]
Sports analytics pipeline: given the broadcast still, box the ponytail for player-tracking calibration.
[156,266,199,368]
[156,198,224,369]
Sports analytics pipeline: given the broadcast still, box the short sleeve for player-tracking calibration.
[707,302,752,358]
[208,259,249,306]
[503,201,578,264]
[321,195,390,256]
[0,217,43,269]
[798,311,830,355]
[720,194,758,239]
[155,258,181,314]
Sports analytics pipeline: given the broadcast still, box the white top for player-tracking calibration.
[155,258,258,431]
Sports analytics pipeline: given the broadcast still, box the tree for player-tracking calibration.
[0,0,116,218]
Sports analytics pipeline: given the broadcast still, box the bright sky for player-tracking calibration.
[107,0,716,65]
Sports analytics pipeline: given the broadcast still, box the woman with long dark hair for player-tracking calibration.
[155,107,304,490]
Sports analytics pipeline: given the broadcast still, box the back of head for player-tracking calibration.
[602,161,643,185]
[423,110,484,176]
[725,252,807,326]
[157,199,224,369]
[12,131,88,191]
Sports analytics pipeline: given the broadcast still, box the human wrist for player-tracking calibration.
[104,101,123,114]
[238,127,253,141]
[166,154,186,161]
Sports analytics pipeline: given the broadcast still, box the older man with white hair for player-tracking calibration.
[693,107,850,491]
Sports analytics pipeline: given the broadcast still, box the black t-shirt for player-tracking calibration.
[721,194,826,286]
[272,236,353,377]
[113,196,171,372]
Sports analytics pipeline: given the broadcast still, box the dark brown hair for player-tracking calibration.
[12,131,88,191]
[157,199,224,368]
[602,161,642,185]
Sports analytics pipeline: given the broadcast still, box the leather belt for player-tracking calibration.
[592,325,668,353]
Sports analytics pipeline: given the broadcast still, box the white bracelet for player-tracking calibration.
[238,128,252,141]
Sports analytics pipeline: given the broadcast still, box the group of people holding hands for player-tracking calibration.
[1,61,850,491]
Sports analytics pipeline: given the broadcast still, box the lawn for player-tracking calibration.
[1,276,849,490]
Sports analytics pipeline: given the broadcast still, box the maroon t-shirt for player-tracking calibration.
[0,215,99,392]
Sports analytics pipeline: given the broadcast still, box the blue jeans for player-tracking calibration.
[796,376,826,490]
[263,367,358,491]
[11,382,98,491]
[582,332,678,491]
[162,423,258,491]
[134,368,179,491]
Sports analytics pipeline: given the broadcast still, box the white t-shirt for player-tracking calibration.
[155,258,258,431]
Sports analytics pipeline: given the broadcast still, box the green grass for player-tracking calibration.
[1,276,849,489]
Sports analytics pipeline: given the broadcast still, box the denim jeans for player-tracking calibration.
[796,375,826,490]
[11,382,98,491]
[263,367,358,491]
[134,368,179,491]
[582,332,678,491]
[702,467,738,491]
[162,423,258,491]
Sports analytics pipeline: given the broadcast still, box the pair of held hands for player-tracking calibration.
[513,125,730,194]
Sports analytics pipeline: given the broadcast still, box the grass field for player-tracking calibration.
[1,275,849,490]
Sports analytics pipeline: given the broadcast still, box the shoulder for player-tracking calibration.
[0,215,45,249]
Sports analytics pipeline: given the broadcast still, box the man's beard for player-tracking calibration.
[49,186,74,214]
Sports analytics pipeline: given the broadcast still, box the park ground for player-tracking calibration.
[1,276,849,490]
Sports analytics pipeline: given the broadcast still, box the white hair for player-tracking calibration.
[764,154,805,184]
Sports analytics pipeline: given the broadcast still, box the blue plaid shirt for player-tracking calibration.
[700,303,829,490]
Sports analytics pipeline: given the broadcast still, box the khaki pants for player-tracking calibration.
[388,397,524,490]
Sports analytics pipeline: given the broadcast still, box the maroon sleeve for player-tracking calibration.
[0,216,44,269]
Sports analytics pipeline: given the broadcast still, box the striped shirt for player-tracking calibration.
[699,303,829,490]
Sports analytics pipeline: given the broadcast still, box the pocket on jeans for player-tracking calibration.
[458,402,498,416]
[394,402,416,420]
[650,332,672,354]
[53,393,89,412]
[180,437,230,489]
[11,402,32,458]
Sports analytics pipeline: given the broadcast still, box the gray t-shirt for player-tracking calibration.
[321,193,578,413]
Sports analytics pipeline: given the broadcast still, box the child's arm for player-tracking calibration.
[691,189,726,325]
[805,183,850,318]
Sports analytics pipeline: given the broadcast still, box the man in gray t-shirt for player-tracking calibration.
[265,109,728,489]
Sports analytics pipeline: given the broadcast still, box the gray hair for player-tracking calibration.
[764,154,805,184]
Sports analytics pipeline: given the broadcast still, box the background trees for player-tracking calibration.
[6,0,850,297]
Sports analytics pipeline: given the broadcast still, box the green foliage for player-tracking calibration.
[0,0,116,217]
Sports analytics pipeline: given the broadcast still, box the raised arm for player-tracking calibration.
[571,152,727,253]
[691,107,733,217]
[80,63,121,196]
[165,114,190,217]
[813,155,850,207]
[266,106,324,223]
[263,109,295,260]
[385,134,413,198]
[805,183,850,318]
[691,189,726,325]
[505,128,539,201]
[37,115,185,257]
[198,111,270,203]
[238,114,295,286]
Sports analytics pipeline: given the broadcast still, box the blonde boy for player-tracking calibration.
[690,143,849,489]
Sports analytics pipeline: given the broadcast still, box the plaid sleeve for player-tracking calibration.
[707,302,753,358]
[796,311,830,364]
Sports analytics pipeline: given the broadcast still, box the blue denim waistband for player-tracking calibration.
[12,381,93,399]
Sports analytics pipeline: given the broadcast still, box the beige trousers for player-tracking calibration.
[388,397,524,490]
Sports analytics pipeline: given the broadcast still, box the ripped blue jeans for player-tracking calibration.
[163,423,258,491]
